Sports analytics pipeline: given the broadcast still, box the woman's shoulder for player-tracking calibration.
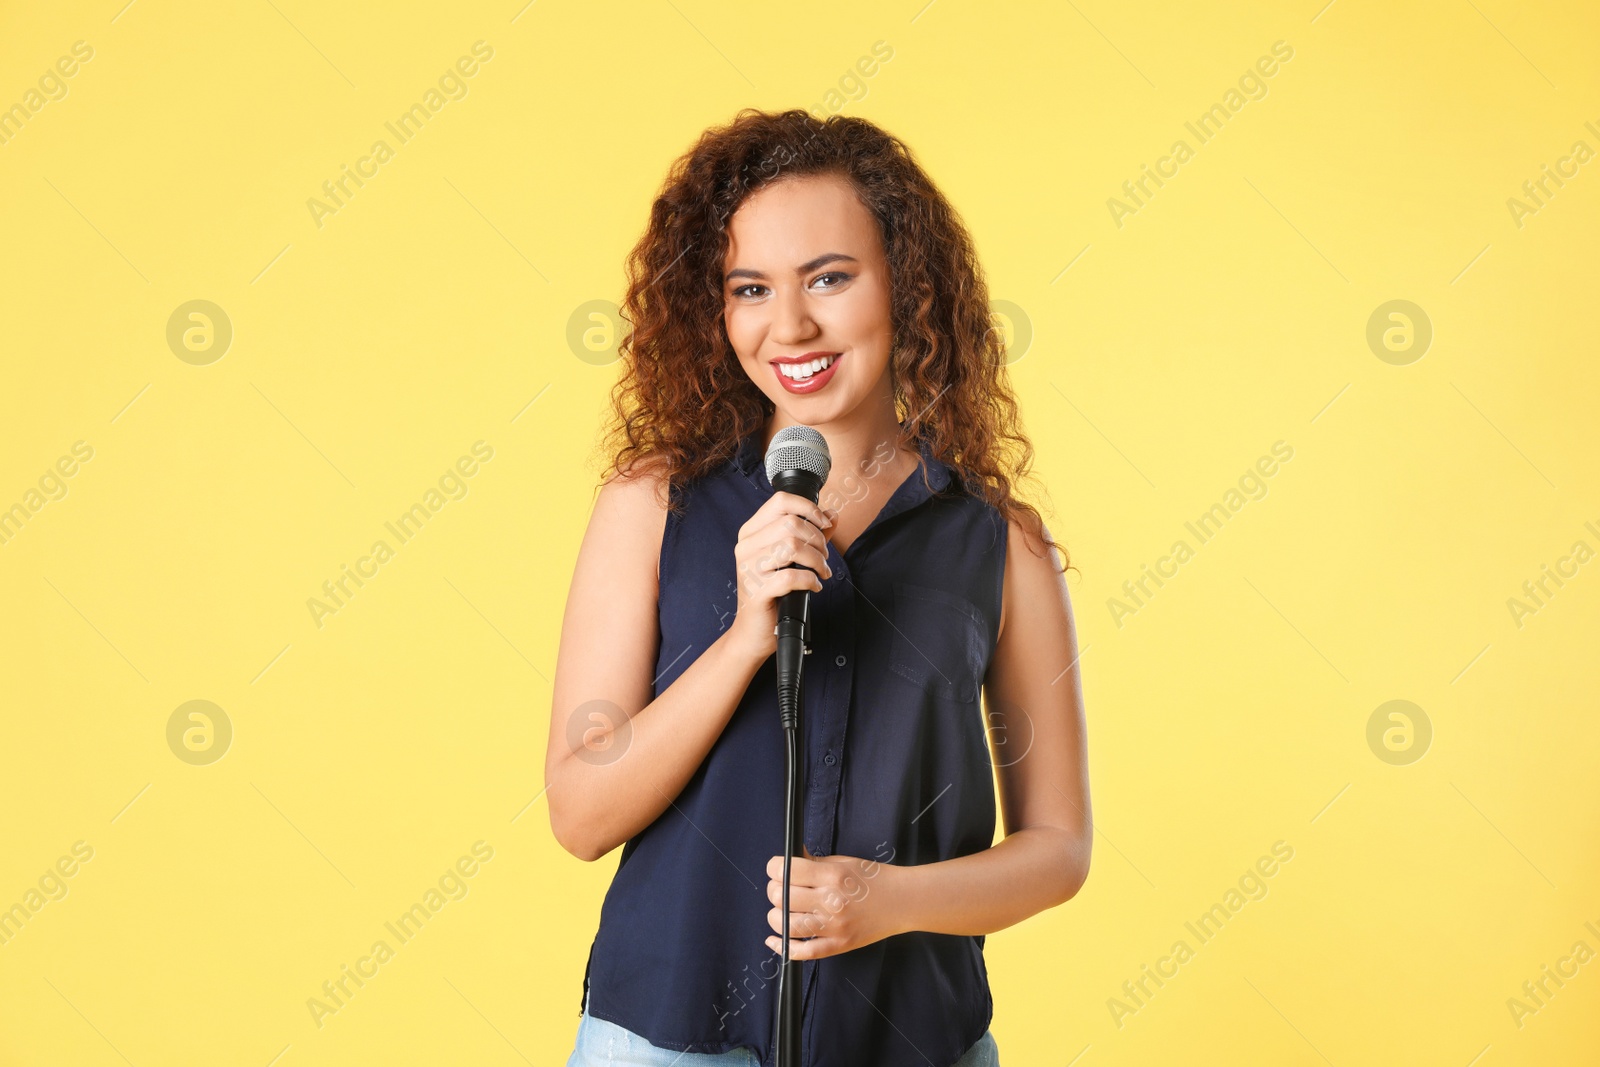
[591,452,674,580]
[599,450,673,506]
[996,508,1066,645]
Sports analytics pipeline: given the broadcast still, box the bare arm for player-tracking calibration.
[546,464,832,862]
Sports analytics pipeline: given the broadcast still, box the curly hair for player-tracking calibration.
[597,107,1069,574]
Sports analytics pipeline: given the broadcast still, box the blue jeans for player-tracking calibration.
[566,1002,1001,1066]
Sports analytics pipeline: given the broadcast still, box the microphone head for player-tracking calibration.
[764,425,832,488]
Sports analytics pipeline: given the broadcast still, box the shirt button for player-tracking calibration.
[824,752,836,766]
[834,654,847,666]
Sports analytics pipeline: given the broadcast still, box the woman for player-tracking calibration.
[549,108,1091,1067]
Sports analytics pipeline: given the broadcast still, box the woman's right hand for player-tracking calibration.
[729,492,834,662]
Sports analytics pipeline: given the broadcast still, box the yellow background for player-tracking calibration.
[2,0,1597,1063]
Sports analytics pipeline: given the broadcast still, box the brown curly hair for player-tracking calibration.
[597,107,1069,574]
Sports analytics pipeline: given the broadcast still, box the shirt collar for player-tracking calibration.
[733,426,954,498]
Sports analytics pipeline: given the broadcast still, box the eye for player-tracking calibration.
[731,283,767,299]
[812,271,851,289]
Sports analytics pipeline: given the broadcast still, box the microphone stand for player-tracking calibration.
[766,442,828,1067]
[773,584,809,1067]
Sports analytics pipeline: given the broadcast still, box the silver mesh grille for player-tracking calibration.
[764,425,832,483]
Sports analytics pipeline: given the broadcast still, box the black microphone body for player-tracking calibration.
[770,465,824,731]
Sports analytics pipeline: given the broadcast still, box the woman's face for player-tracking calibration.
[721,173,894,428]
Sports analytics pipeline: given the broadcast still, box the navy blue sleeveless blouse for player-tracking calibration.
[579,425,1008,1067]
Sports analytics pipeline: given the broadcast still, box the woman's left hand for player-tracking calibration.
[764,846,906,959]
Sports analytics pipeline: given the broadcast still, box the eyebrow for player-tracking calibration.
[725,252,858,283]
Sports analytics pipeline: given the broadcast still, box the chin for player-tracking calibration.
[778,385,856,418]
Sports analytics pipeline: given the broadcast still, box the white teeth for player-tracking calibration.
[780,354,837,381]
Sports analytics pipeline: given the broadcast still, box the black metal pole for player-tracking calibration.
[776,715,803,1065]
[773,593,809,1066]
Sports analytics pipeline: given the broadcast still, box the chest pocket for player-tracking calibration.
[887,581,988,703]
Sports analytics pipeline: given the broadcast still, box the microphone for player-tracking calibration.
[762,424,830,1067]
[763,426,831,730]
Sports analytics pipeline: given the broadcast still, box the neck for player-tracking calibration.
[760,387,912,490]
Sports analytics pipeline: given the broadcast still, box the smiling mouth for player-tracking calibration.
[774,353,839,382]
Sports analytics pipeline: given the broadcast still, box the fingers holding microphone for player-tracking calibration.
[730,492,834,662]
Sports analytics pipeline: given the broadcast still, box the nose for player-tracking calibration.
[769,285,819,347]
